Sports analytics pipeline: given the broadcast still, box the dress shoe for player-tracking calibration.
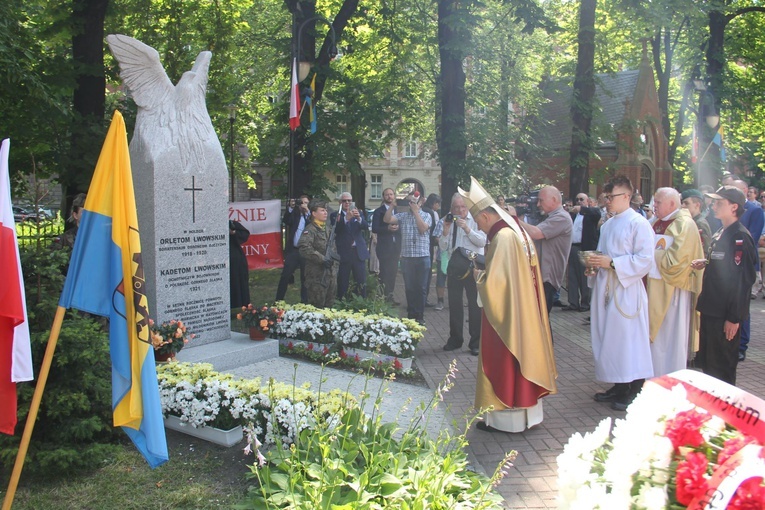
[739,351,746,362]
[594,384,627,402]
[553,300,564,307]
[443,343,462,352]
[611,400,630,411]
[579,305,590,312]
[561,305,580,311]
[470,348,479,356]
[476,421,504,433]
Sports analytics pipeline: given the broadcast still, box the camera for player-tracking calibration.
[445,213,454,222]
[508,189,542,225]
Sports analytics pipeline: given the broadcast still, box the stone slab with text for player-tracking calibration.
[107,34,230,345]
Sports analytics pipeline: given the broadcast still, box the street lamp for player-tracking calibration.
[288,16,337,199]
[227,104,237,202]
[693,78,722,187]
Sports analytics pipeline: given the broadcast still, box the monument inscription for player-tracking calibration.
[108,34,231,345]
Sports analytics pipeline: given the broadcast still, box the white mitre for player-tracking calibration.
[457,176,538,260]
[458,176,516,227]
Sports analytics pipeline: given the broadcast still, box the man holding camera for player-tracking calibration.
[331,192,369,300]
[383,192,432,323]
[433,193,486,355]
[372,188,401,303]
[519,186,573,314]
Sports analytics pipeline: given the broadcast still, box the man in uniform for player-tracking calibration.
[692,186,757,385]
[647,188,704,376]
[459,177,557,432]
[298,200,338,308]
[586,176,654,411]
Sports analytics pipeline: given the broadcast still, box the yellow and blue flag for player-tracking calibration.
[59,111,168,468]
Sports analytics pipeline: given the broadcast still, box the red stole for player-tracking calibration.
[653,217,675,235]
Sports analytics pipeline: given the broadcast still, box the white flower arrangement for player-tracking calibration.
[156,362,355,446]
[556,371,765,510]
[272,302,425,358]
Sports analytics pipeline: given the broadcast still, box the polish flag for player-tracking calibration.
[289,58,301,131]
[0,138,33,435]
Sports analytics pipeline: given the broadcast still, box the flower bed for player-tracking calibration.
[272,302,425,358]
[156,362,355,446]
[557,369,765,509]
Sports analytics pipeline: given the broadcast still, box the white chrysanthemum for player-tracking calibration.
[634,483,668,510]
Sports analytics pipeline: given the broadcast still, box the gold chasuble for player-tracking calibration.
[647,208,704,348]
[459,178,557,414]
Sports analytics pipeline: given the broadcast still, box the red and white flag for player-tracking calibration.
[0,138,33,435]
[289,58,301,131]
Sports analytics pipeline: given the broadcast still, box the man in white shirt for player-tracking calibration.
[434,194,486,355]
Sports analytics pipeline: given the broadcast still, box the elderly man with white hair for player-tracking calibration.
[647,187,704,376]
[519,186,573,314]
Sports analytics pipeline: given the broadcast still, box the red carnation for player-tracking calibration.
[675,452,710,506]
[339,349,347,359]
[728,477,765,510]
[393,358,403,370]
[719,435,758,466]
[307,343,314,351]
[287,342,294,350]
[665,409,711,451]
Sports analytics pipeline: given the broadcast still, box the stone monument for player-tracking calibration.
[107,34,230,345]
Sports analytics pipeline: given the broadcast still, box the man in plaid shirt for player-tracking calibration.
[384,192,432,323]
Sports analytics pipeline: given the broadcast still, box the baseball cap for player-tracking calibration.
[681,189,704,201]
[704,186,746,209]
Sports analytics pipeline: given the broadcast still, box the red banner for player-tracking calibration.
[228,200,284,270]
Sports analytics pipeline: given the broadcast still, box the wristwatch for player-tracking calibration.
[610,260,615,270]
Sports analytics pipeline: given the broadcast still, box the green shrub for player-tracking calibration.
[334,274,398,317]
[0,244,119,477]
[239,363,509,509]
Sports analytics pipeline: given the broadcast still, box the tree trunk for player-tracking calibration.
[63,0,109,216]
[437,0,468,210]
[568,0,596,199]
[284,0,359,198]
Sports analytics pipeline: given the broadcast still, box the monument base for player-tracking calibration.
[485,401,543,433]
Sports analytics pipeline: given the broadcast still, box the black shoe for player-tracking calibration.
[739,351,746,362]
[562,305,580,311]
[594,384,628,402]
[610,389,637,411]
[579,305,590,312]
[476,421,504,433]
[553,300,563,307]
[470,348,479,356]
[425,301,434,307]
[611,400,630,411]
[443,343,462,352]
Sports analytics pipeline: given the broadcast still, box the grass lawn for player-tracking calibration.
[4,430,254,509]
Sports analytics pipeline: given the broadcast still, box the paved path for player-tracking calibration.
[399,275,765,509]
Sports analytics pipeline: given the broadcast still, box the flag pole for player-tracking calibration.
[2,306,66,510]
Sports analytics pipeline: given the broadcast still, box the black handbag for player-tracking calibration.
[447,247,485,280]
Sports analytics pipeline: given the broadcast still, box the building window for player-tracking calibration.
[404,138,417,158]
[249,174,263,199]
[370,174,383,199]
[640,164,652,198]
[336,174,349,196]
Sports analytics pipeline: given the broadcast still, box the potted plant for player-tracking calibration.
[237,304,285,340]
[150,319,194,361]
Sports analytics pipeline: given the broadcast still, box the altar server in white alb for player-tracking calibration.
[647,188,704,375]
[584,175,655,411]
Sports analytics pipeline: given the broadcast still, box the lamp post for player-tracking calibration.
[693,80,721,187]
[288,16,337,199]
[227,105,237,202]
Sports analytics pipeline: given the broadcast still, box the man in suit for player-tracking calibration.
[565,193,602,311]
[275,195,310,302]
[331,192,370,299]
[372,188,401,303]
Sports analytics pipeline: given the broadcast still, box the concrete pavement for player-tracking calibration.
[406,277,765,509]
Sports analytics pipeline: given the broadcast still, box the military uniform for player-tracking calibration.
[696,220,756,384]
[298,221,337,308]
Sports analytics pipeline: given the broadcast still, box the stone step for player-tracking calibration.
[174,331,279,371]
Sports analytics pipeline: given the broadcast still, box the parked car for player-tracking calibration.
[13,205,32,222]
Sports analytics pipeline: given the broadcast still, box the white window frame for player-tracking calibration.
[336,174,349,197]
[404,138,417,158]
[370,174,383,199]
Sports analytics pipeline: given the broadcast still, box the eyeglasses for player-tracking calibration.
[340,199,352,203]
[604,193,627,202]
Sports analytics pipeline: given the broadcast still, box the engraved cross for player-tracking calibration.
[184,176,203,223]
